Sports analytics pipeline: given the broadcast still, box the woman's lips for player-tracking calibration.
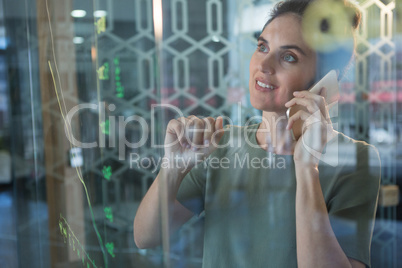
[255,80,277,92]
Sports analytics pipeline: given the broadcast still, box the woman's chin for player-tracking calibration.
[250,97,274,111]
[250,99,287,113]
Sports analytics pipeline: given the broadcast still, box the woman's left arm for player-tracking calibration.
[294,165,364,268]
[285,90,365,268]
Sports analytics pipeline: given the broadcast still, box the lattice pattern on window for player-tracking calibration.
[355,0,397,267]
[68,0,398,266]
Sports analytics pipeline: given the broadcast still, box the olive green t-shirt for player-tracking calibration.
[177,123,381,268]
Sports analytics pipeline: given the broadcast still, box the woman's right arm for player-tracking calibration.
[133,116,223,249]
[133,167,194,249]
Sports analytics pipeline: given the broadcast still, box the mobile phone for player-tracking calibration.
[286,70,339,141]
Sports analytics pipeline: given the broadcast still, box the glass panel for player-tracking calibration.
[0,0,400,267]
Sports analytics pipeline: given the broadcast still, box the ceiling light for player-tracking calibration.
[212,35,220,42]
[71,10,87,18]
[94,10,107,17]
[73,37,84,44]
[0,37,6,49]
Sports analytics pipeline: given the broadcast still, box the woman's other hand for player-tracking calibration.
[164,116,224,174]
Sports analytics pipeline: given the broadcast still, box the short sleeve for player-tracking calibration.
[327,142,381,267]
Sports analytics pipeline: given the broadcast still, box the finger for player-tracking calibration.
[202,117,214,145]
[188,117,205,150]
[293,90,329,118]
[285,91,329,119]
[318,87,330,119]
[211,116,224,147]
[293,90,328,105]
[166,119,187,148]
[285,97,318,114]
[182,116,196,146]
[286,110,312,130]
[178,117,196,148]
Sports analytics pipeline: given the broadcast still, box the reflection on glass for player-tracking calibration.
[0,0,400,267]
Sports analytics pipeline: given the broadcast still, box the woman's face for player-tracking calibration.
[249,13,317,112]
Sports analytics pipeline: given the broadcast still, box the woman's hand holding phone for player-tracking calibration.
[285,70,339,166]
[285,90,336,166]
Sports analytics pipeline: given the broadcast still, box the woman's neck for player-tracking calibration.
[256,111,296,155]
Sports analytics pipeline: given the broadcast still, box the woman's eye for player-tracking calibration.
[257,44,268,53]
[283,54,296,62]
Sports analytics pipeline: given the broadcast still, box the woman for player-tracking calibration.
[134,0,381,267]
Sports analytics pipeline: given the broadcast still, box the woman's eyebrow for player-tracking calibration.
[257,36,268,44]
[280,45,306,56]
[257,37,307,56]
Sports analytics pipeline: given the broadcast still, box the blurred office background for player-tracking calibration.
[0,0,401,267]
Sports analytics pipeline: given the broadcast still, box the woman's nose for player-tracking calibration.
[258,54,276,74]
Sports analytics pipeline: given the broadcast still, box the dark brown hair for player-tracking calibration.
[262,0,361,81]
[264,0,361,30]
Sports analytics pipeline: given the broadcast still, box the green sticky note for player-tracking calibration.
[106,242,116,258]
[100,120,110,135]
[102,166,112,180]
[104,207,114,223]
